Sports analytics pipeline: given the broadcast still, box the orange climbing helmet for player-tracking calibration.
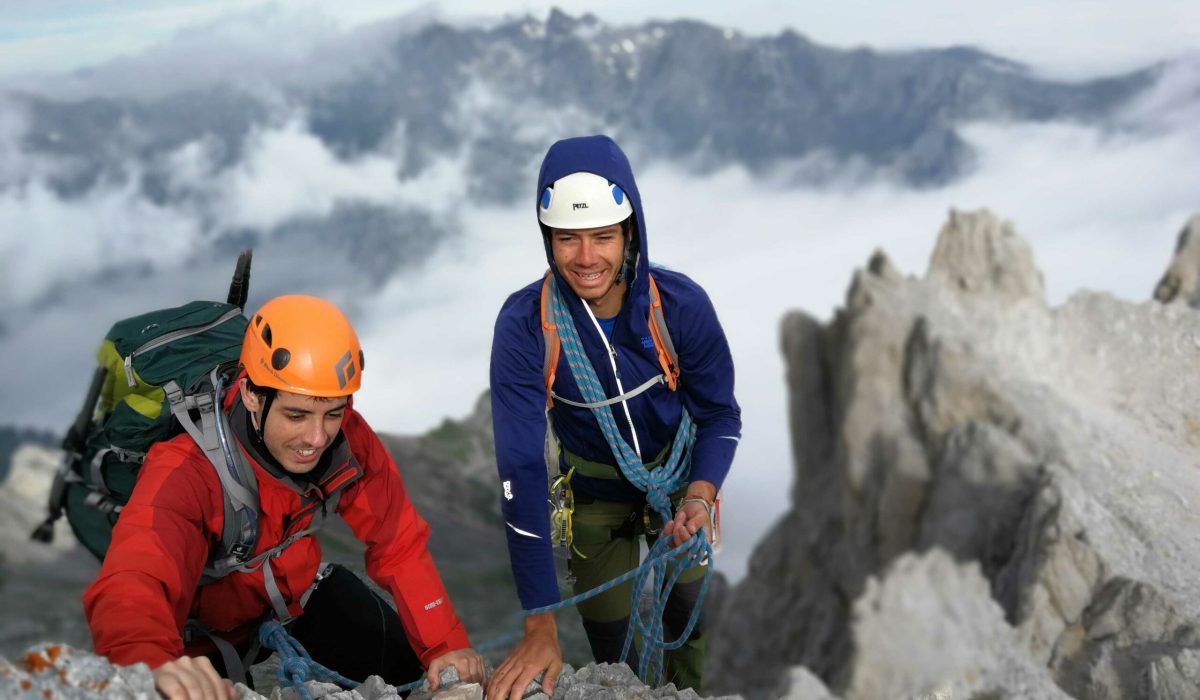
[241,295,364,396]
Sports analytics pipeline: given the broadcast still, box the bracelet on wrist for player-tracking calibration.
[679,497,716,538]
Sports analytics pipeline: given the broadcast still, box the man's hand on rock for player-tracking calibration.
[486,612,562,700]
[152,656,236,700]
[427,647,485,690]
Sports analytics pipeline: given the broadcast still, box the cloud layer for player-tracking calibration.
[347,69,1200,578]
[0,14,1197,582]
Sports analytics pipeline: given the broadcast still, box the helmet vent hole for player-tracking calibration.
[271,348,291,371]
[261,324,272,347]
[359,350,366,371]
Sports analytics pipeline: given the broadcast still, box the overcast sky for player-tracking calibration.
[3,0,1198,81]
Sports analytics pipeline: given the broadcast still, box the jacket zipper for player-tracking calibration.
[582,304,643,461]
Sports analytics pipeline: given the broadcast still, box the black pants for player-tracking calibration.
[208,565,424,691]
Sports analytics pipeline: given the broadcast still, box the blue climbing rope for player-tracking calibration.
[549,279,711,687]
[257,612,528,696]
[258,620,356,700]
[255,535,712,695]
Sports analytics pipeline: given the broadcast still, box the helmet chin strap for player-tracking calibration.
[615,219,637,284]
[251,394,274,443]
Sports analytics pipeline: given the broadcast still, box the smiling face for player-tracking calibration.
[239,380,348,475]
[550,222,628,318]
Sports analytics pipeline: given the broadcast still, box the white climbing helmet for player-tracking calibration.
[538,171,632,230]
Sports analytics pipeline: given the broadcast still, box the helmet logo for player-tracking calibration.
[271,348,291,371]
[573,202,589,210]
[335,350,356,390]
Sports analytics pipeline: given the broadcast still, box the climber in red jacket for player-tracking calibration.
[83,295,484,700]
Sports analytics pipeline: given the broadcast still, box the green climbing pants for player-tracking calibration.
[568,493,709,693]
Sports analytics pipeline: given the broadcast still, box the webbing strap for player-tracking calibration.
[220,490,341,605]
[540,271,561,409]
[183,619,261,687]
[192,370,261,581]
[561,443,671,481]
[543,407,559,481]
[82,489,123,514]
[551,374,664,409]
[166,380,218,453]
[647,275,680,391]
[261,558,291,622]
[88,448,115,496]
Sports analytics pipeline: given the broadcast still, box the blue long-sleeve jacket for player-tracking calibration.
[490,135,742,610]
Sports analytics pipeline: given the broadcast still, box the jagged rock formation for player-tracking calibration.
[844,550,1068,699]
[0,645,157,698]
[0,446,96,656]
[1153,215,1200,307]
[0,645,736,700]
[709,209,1200,699]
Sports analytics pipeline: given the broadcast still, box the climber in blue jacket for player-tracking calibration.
[487,134,741,699]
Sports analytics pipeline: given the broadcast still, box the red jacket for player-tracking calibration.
[83,397,470,669]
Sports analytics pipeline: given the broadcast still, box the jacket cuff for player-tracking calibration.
[417,624,472,668]
[104,642,177,670]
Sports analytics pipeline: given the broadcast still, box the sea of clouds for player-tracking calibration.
[0,8,1197,581]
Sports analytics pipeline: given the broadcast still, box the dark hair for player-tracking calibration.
[244,377,277,401]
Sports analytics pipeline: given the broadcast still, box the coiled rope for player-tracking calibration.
[548,279,711,687]
[258,620,356,700]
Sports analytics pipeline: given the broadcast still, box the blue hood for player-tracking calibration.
[536,135,651,306]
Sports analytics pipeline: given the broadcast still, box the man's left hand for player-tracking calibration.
[427,648,486,690]
[662,501,712,547]
[661,480,717,548]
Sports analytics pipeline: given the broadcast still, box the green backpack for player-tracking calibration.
[32,252,260,566]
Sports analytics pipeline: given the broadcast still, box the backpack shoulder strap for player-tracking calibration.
[540,271,561,408]
[177,367,259,581]
[646,272,680,391]
[212,452,356,621]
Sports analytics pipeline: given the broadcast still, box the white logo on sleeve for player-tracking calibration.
[503,480,513,500]
[423,597,444,611]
